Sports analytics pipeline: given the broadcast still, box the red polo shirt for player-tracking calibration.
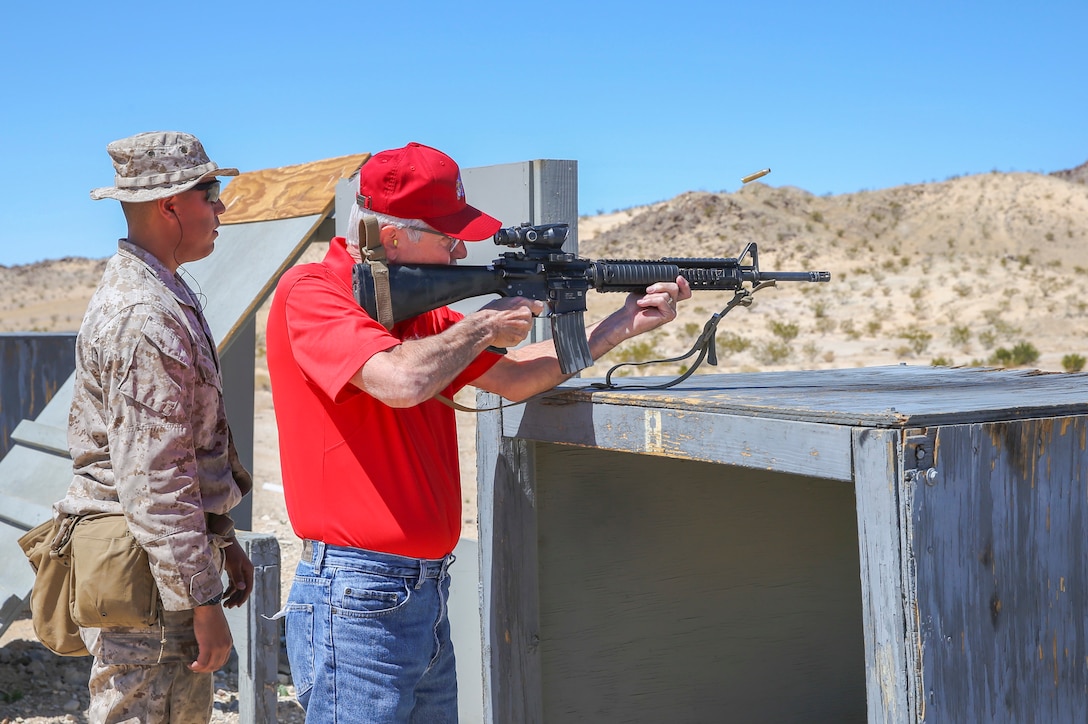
[266,238,499,558]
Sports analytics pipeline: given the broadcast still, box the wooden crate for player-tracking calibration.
[476,366,1088,723]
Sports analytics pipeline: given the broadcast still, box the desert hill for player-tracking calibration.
[1051,160,1088,186]
[581,169,1088,375]
[3,166,1087,375]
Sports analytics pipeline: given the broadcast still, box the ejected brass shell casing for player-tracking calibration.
[741,168,771,184]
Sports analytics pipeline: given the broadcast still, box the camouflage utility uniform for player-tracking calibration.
[55,240,250,723]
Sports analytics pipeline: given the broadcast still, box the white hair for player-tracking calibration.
[346,203,439,251]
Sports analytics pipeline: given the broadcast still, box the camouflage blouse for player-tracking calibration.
[56,240,249,611]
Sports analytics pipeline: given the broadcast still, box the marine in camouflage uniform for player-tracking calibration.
[54,131,254,724]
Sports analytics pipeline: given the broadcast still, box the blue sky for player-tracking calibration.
[1,1,1084,266]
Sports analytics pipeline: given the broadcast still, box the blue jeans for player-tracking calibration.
[283,540,458,724]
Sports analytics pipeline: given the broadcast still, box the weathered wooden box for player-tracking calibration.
[476,365,1088,723]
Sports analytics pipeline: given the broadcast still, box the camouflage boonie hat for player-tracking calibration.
[90,131,238,202]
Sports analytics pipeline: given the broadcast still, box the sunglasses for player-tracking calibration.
[191,180,222,204]
[403,225,463,253]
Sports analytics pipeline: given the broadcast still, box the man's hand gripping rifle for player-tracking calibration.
[353,223,831,377]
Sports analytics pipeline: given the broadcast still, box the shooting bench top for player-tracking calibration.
[528,363,1088,426]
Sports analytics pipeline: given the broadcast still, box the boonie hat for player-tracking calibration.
[357,142,501,241]
[90,131,238,202]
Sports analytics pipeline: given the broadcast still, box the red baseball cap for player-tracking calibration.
[356,142,502,241]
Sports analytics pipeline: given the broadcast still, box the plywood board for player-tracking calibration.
[219,153,370,225]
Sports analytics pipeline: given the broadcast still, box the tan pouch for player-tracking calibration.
[69,513,160,628]
[18,517,89,657]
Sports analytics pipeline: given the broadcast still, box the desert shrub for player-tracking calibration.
[769,320,799,341]
[753,340,792,365]
[949,325,971,347]
[1009,342,1040,366]
[898,326,933,355]
[613,339,657,364]
[717,332,752,355]
[931,357,955,367]
[1061,354,1086,373]
[977,329,997,350]
[989,342,1039,367]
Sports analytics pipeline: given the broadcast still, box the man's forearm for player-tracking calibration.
[478,313,630,402]
[353,314,497,407]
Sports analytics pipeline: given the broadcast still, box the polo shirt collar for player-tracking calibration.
[325,237,356,287]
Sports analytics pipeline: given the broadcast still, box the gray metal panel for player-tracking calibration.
[221,317,256,529]
[183,214,328,349]
[10,418,68,456]
[912,417,1088,722]
[529,366,1088,428]
[0,334,75,458]
[0,437,80,528]
[224,532,281,724]
[0,442,76,634]
[13,377,74,431]
[457,160,577,335]
[449,537,483,724]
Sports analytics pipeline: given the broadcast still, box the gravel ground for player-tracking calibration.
[0,627,306,724]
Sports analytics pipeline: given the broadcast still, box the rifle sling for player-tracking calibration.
[359,215,395,330]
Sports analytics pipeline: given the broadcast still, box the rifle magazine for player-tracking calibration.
[551,312,594,375]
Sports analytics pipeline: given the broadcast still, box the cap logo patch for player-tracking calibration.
[455,174,465,201]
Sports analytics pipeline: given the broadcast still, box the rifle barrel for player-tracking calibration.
[760,270,832,283]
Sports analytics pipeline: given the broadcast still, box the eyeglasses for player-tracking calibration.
[191,180,222,204]
[402,226,463,253]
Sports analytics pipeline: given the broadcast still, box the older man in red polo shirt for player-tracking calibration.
[266,142,690,723]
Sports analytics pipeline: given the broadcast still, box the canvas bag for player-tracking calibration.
[17,516,87,656]
[68,512,160,629]
[18,512,161,657]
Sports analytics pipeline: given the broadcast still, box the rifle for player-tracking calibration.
[353,223,830,376]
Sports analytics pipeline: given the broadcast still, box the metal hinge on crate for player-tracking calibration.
[903,427,939,486]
